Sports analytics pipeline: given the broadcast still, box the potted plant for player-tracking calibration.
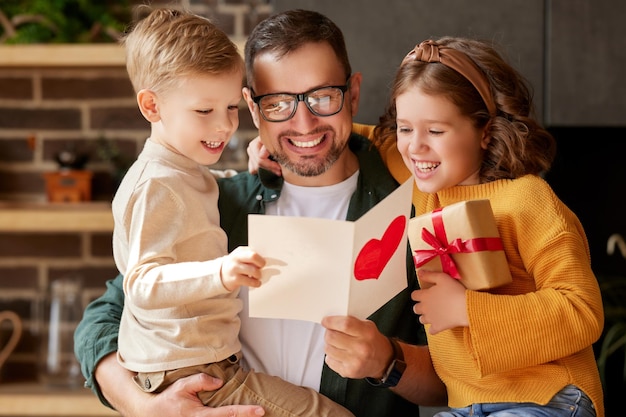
[0,0,131,44]
[597,273,626,387]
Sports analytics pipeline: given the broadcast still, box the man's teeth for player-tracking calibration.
[415,161,440,172]
[290,136,323,148]
[202,141,221,148]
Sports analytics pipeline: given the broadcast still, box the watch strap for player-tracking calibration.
[365,337,406,388]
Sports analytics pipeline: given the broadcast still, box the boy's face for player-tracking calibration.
[243,42,362,186]
[148,71,243,166]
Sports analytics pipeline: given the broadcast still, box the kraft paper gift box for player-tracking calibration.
[408,199,512,291]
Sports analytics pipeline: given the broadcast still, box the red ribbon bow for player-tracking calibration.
[412,207,504,279]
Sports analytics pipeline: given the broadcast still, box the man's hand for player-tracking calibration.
[147,373,266,417]
[320,315,393,380]
[320,315,448,407]
[246,136,281,177]
[95,353,265,417]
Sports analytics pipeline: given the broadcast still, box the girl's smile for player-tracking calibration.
[395,86,488,193]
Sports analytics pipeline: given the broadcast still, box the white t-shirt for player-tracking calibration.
[239,171,359,390]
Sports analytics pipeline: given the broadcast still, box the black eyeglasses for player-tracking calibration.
[251,77,351,122]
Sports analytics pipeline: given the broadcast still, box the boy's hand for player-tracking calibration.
[220,246,265,292]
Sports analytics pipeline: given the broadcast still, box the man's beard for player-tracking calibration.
[271,128,347,177]
[272,140,344,177]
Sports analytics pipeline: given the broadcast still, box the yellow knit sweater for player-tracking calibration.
[355,123,605,416]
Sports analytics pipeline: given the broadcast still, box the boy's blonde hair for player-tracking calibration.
[123,7,243,94]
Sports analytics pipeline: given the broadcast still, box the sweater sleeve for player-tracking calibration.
[73,275,124,409]
[465,178,604,376]
[120,178,230,310]
[352,123,415,201]
[352,122,376,139]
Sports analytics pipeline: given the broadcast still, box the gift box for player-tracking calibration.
[408,199,512,291]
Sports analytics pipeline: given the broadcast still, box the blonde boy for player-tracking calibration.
[113,7,354,416]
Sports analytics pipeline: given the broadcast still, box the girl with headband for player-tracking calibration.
[373,37,604,417]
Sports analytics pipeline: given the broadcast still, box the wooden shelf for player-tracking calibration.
[0,201,113,232]
[0,39,246,67]
[0,383,118,416]
[0,44,125,67]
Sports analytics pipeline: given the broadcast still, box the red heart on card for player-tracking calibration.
[354,215,406,281]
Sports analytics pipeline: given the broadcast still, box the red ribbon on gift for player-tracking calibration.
[412,207,504,279]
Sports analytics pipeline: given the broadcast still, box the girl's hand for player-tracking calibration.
[411,270,469,334]
[247,136,282,177]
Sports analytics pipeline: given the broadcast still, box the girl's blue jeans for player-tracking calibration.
[435,385,595,417]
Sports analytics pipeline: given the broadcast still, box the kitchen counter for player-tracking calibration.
[0,202,113,232]
[0,383,118,416]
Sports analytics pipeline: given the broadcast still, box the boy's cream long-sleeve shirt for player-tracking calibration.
[365,126,605,417]
[113,139,240,373]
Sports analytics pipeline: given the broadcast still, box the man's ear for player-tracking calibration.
[137,89,160,123]
[347,72,363,117]
[242,86,260,129]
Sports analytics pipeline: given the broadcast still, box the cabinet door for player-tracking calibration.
[274,0,545,125]
[548,0,626,125]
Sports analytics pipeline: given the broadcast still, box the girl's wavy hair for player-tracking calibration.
[374,37,556,182]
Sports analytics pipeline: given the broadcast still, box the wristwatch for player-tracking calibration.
[365,337,406,388]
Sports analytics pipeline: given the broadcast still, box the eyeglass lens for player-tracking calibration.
[258,86,345,121]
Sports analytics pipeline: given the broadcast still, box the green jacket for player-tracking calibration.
[74,133,424,417]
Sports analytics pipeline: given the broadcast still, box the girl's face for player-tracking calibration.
[395,86,489,194]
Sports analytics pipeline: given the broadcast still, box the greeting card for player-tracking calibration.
[247,180,413,323]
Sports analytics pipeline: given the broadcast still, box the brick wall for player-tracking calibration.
[0,0,273,384]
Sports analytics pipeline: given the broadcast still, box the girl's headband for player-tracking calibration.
[402,40,497,117]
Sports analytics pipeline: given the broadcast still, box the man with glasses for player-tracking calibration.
[74,9,446,417]
[251,78,350,123]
